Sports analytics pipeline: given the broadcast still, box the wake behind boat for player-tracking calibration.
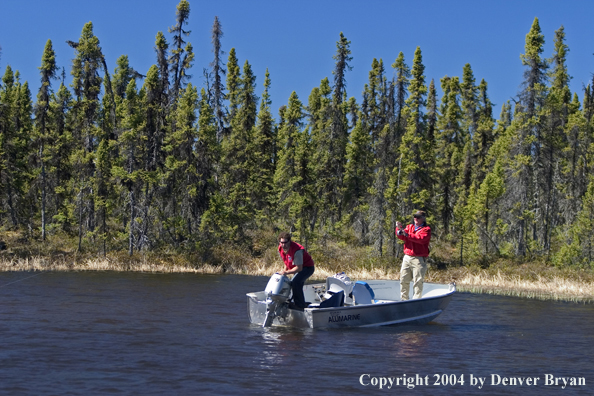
[247,273,456,329]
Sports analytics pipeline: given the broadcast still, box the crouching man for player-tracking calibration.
[277,232,315,309]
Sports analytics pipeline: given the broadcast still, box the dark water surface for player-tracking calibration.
[0,272,592,395]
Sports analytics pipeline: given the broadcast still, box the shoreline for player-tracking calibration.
[1,256,592,303]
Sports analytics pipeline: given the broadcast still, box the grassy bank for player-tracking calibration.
[1,233,593,303]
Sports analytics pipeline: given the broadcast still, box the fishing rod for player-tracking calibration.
[0,272,44,288]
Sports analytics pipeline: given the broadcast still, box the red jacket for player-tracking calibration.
[278,241,314,270]
[396,223,431,257]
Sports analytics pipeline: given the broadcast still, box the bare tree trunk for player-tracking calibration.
[41,159,46,241]
[7,182,17,227]
[78,188,84,252]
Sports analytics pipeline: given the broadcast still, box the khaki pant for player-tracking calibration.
[400,255,427,300]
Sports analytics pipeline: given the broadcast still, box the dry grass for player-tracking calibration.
[0,255,224,274]
[1,252,592,303]
[426,264,594,303]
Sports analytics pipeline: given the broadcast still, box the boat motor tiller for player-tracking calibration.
[262,273,291,327]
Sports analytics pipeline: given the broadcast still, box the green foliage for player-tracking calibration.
[168,0,193,99]
[226,48,240,122]
[215,59,260,242]
[4,13,594,271]
[553,179,594,268]
[343,116,373,241]
[0,67,33,229]
[250,69,276,222]
[273,91,315,246]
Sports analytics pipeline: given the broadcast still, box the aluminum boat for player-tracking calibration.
[247,274,456,328]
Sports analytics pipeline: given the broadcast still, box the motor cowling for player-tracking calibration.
[262,273,291,327]
[264,273,291,301]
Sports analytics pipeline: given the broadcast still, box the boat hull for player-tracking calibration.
[247,280,455,329]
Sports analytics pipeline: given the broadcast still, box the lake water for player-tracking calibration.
[0,271,592,395]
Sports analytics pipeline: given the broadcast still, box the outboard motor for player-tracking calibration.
[262,273,292,327]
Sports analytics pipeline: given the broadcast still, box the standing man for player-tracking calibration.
[396,210,431,300]
[277,232,315,309]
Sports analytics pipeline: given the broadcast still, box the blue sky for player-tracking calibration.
[1,0,593,119]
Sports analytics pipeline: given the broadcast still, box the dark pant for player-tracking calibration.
[291,266,315,308]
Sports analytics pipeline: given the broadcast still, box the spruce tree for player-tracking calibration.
[323,32,352,227]
[162,2,195,241]
[112,79,144,254]
[69,22,105,250]
[274,92,312,244]
[250,69,276,220]
[472,79,496,186]
[464,99,514,256]
[112,55,143,100]
[1,71,33,230]
[225,48,240,130]
[162,82,200,246]
[362,59,392,255]
[46,82,74,233]
[454,66,480,243]
[217,59,259,242]
[0,66,16,226]
[435,76,464,235]
[541,25,571,251]
[210,16,226,142]
[308,77,332,235]
[395,47,430,215]
[466,160,506,255]
[194,88,218,226]
[140,64,167,249]
[509,17,549,255]
[458,64,480,197]
[343,114,373,243]
[34,39,58,240]
[168,0,192,102]
[155,31,170,115]
[426,79,438,150]
[392,52,411,144]
[561,94,588,223]
[361,58,389,147]
[383,56,411,256]
[18,77,35,232]
[553,176,594,267]
[460,64,479,138]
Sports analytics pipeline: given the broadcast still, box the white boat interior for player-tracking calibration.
[316,278,453,305]
[249,277,455,309]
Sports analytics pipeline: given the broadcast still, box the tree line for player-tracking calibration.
[1,3,593,267]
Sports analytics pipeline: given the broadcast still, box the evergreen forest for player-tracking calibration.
[1,1,594,269]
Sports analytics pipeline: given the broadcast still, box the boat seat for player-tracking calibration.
[326,276,354,304]
[320,290,344,308]
[309,290,344,309]
[352,281,375,305]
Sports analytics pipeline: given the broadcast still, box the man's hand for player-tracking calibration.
[396,221,407,236]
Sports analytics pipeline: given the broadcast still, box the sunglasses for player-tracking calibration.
[279,240,290,245]
[413,215,424,219]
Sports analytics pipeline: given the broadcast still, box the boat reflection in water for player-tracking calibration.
[247,274,456,329]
